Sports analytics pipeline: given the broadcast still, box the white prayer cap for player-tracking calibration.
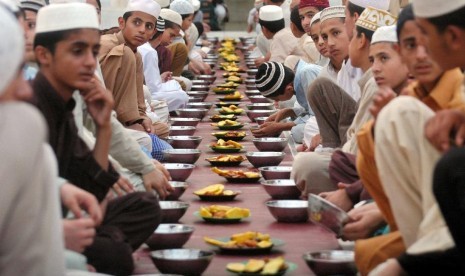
[20,0,45,12]
[160,8,182,26]
[412,0,465,18]
[356,6,397,32]
[170,0,194,15]
[154,0,169,8]
[125,0,161,19]
[36,3,99,33]
[348,0,389,11]
[320,5,345,23]
[310,11,322,26]
[0,0,20,12]
[259,5,283,21]
[371,25,397,44]
[192,0,200,11]
[254,0,263,9]
[0,6,24,95]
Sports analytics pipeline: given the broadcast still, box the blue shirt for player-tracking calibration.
[293,60,322,116]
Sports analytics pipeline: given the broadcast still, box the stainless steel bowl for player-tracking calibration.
[266,200,309,223]
[246,103,275,110]
[259,166,292,180]
[169,118,201,127]
[150,249,214,276]
[163,163,195,182]
[191,85,210,92]
[246,109,276,122]
[197,75,217,83]
[159,201,190,223]
[246,69,258,76]
[249,95,273,104]
[255,116,268,125]
[308,194,351,236]
[187,91,208,101]
[175,108,208,119]
[166,136,203,149]
[145,224,194,250]
[245,151,285,168]
[192,80,208,85]
[188,96,203,103]
[261,179,301,199]
[163,149,202,164]
[303,250,357,276]
[253,137,288,151]
[244,89,260,95]
[186,102,213,110]
[165,181,189,200]
[169,126,196,136]
[245,79,255,85]
[246,84,257,90]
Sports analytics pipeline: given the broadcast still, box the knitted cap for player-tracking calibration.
[255,62,286,96]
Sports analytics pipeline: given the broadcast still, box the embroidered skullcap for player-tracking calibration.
[0,6,24,95]
[154,0,169,8]
[299,0,329,10]
[310,10,322,25]
[160,8,182,26]
[156,15,165,31]
[371,25,397,44]
[36,2,99,33]
[356,6,397,32]
[259,5,283,21]
[320,5,345,23]
[125,0,161,18]
[349,0,389,11]
[170,0,194,15]
[255,62,286,96]
[192,0,200,11]
[0,0,20,12]
[20,0,44,12]
[412,0,465,18]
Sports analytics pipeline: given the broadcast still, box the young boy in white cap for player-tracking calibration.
[33,2,161,274]
[344,0,390,40]
[368,1,465,274]
[20,0,45,79]
[139,16,189,112]
[258,5,306,65]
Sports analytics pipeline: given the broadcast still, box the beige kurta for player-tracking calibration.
[0,103,65,276]
[269,28,306,64]
[99,32,148,125]
[300,34,320,64]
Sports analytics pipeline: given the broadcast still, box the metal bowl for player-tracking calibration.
[159,201,190,223]
[246,84,257,90]
[175,108,208,119]
[165,181,189,200]
[253,137,288,151]
[197,74,217,83]
[244,90,261,97]
[150,249,214,276]
[145,224,194,250]
[245,151,285,168]
[303,250,357,276]
[308,194,351,236]
[191,85,210,92]
[246,109,276,122]
[245,79,255,85]
[259,166,292,180]
[169,126,196,136]
[186,102,213,110]
[266,200,309,223]
[169,118,201,127]
[166,136,203,149]
[192,79,208,85]
[249,95,273,104]
[188,96,203,103]
[262,179,301,199]
[187,91,208,101]
[163,149,202,164]
[163,163,195,182]
[246,103,275,110]
[246,69,258,76]
[255,117,268,125]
